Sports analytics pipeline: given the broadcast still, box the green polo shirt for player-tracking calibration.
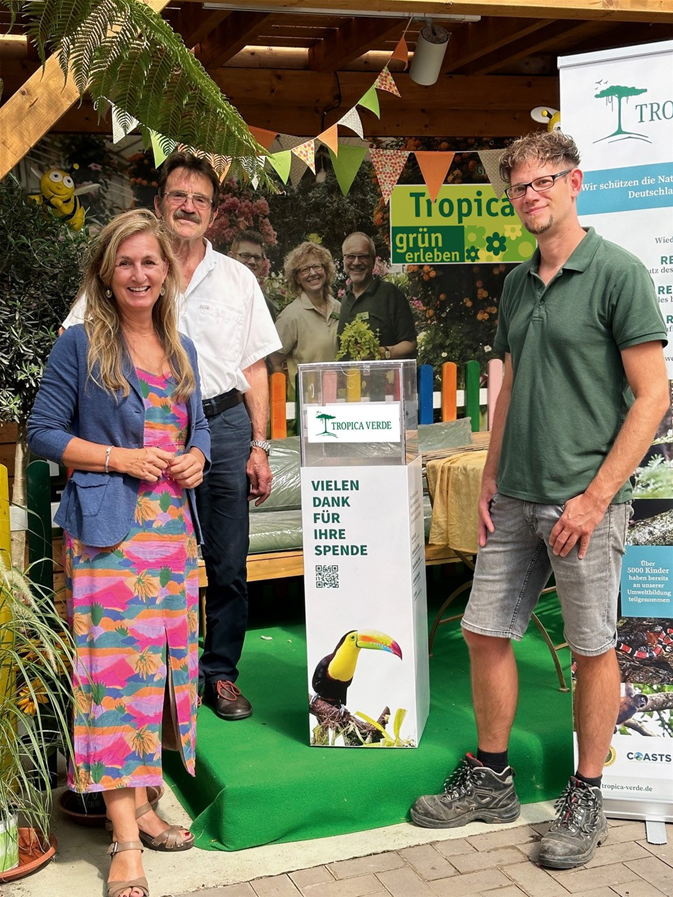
[337,276,416,350]
[494,227,667,505]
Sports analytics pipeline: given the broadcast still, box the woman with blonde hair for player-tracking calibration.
[29,208,210,897]
[271,241,340,398]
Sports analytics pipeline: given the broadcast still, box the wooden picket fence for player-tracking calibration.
[269,358,504,438]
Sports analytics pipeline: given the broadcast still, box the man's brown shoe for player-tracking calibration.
[207,680,252,720]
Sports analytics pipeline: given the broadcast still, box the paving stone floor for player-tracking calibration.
[176,820,673,897]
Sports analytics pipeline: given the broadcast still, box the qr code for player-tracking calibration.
[316,564,339,589]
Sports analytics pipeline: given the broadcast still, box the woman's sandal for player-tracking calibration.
[135,801,194,852]
[107,840,149,897]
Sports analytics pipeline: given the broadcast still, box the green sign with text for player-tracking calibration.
[389,184,536,265]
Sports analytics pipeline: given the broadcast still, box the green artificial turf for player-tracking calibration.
[164,582,573,851]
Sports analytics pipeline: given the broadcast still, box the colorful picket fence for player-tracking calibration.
[268,358,504,439]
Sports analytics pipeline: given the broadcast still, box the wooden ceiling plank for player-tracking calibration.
[195,10,274,68]
[169,6,231,48]
[308,16,407,72]
[172,0,673,25]
[0,0,170,181]
[460,19,605,74]
[443,17,554,72]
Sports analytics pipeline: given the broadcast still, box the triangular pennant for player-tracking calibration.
[150,131,176,168]
[374,66,401,98]
[369,149,409,204]
[328,145,367,196]
[317,124,339,156]
[390,35,409,70]
[218,160,231,183]
[415,151,455,203]
[357,83,380,118]
[248,126,278,150]
[111,105,139,144]
[291,139,316,174]
[267,150,292,184]
[478,149,508,198]
[337,107,364,139]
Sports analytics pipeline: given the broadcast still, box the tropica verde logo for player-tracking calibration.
[593,80,653,145]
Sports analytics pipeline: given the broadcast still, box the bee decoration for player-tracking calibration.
[29,164,100,231]
[530,106,562,133]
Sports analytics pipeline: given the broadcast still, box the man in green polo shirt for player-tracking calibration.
[410,131,669,869]
[338,232,417,359]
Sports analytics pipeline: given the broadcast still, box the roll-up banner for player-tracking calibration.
[559,41,673,823]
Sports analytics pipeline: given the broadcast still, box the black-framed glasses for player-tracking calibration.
[236,251,265,263]
[163,190,215,210]
[505,169,572,201]
[297,263,324,275]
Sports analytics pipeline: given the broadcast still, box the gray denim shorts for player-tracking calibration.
[461,494,632,656]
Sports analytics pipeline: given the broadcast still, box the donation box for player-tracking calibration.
[299,361,430,747]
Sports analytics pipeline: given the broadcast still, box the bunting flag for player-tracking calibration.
[317,124,339,155]
[390,35,409,70]
[150,131,177,168]
[415,151,455,203]
[357,83,380,118]
[329,145,368,196]
[478,149,508,198]
[291,138,316,174]
[248,126,278,150]
[111,105,138,144]
[218,160,232,182]
[374,66,401,98]
[369,149,409,204]
[337,107,364,139]
[267,150,292,183]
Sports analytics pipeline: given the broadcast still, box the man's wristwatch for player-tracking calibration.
[250,439,271,455]
[383,347,392,359]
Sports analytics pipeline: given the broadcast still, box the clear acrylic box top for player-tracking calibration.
[298,360,419,467]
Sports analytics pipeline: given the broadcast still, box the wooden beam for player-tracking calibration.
[210,69,557,112]
[443,17,553,73]
[0,0,169,180]
[308,16,406,72]
[195,11,274,69]
[167,5,231,49]
[175,0,673,24]
[460,20,607,74]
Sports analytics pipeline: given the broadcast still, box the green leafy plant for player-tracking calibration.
[2,0,266,181]
[337,319,380,361]
[0,555,77,841]
[632,456,673,499]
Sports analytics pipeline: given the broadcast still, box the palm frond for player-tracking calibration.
[4,0,269,183]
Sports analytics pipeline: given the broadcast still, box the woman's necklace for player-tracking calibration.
[122,328,168,376]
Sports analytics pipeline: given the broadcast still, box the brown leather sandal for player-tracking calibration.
[136,801,194,852]
[107,840,149,897]
[105,786,165,833]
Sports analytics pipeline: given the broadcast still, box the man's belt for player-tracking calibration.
[202,389,243,418]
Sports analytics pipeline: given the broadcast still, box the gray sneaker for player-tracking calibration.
[410,754,521,829]
[538,777,609,869]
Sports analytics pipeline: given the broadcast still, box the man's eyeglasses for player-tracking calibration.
[163,190,215,210]
[236,251,265,263]
[505,169,572,201]
[297,264,324,275]
[343,254,373,263]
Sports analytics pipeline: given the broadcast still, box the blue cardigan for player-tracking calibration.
[28,325,211,548]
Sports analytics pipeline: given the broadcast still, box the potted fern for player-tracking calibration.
[0,555,77,881]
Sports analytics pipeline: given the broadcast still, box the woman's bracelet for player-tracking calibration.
[104,445,113,474]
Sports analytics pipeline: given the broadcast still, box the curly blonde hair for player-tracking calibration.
[499,131,581,184]
[79,209,195,401]
[283,242,336,300]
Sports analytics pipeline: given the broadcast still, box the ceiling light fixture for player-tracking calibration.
[409,21,449,86]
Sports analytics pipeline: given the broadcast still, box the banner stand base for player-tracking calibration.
[645,820,668,845]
